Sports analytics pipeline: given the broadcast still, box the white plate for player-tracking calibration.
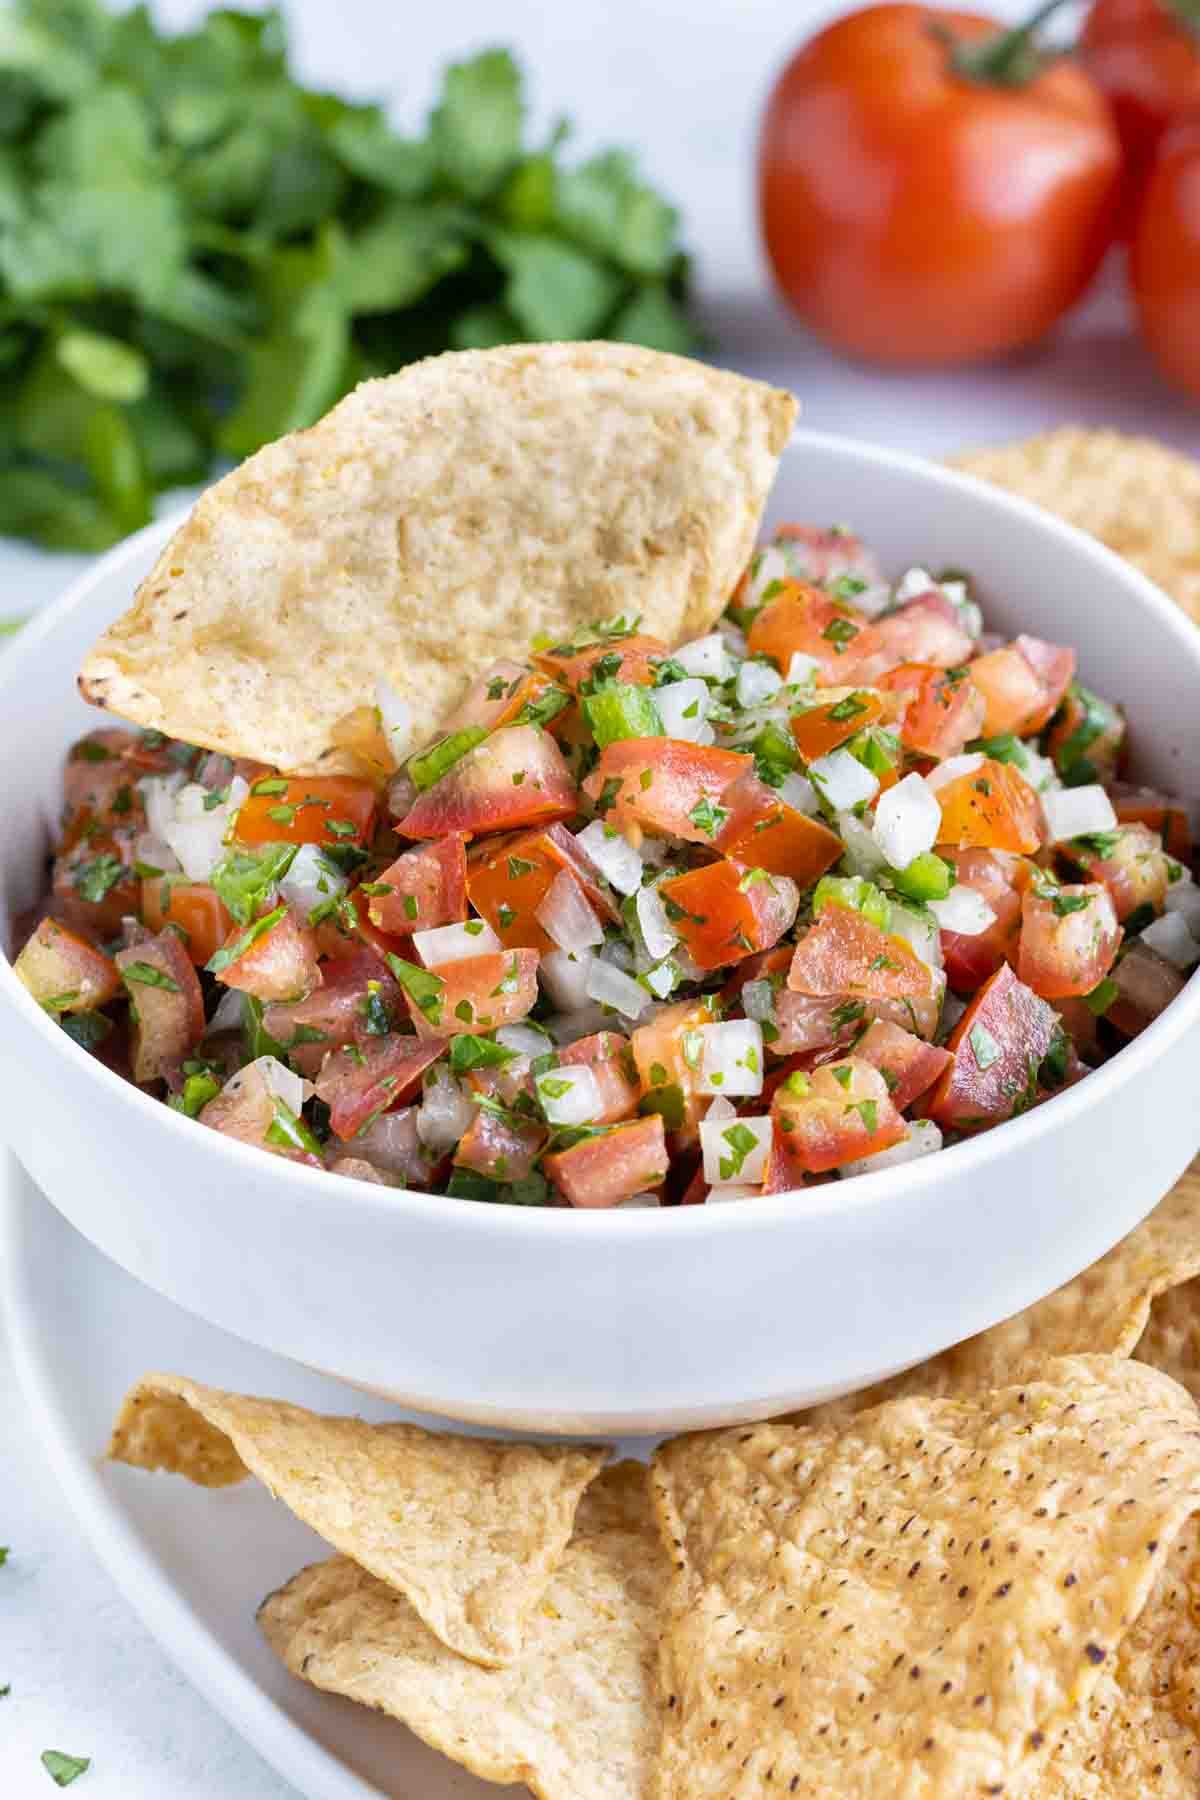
[3,1150,633,1800]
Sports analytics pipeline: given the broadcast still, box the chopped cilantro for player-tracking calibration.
[120,961,180,992]
[854,1098,878,1132]
[1051,892,1091,917]
[72,853,125,905]
[41,1752,90,1788]
[827,693,868,722]
[252,778,289,796]
[507,855,537,879]
[969,1022,1002,1071]
[324,818,358,838]
[1072,830,1122,861]
[449,1035,518,1074]
[385,955,446,1025]
[210,843,297,926]
[687,796,727,839]
[266,1100,324,1158]
[409,726,489,791]
[1085,976,1119,1016]
[168,1071,221,1118]
[205,905,286,975]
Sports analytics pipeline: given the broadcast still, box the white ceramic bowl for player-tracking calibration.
[3,431,1199,1435]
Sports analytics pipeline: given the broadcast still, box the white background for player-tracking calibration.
[3,1,1200,1795]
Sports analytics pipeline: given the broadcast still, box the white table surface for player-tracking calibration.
[4,2,1200,1795]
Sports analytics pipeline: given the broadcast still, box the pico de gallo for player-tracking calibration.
[14,524,1200,1208]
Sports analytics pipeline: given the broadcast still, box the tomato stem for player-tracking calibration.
[935,0,1072,88]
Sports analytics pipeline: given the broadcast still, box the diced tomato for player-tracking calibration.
[935,758,1042,855]
[1017,883,1121,1001]
[141,880,232,967]
[772,523,883,588]
[966,636,1075,737]
[1106,941,1188,1039]
[922,963,1059,1132]
[199,1061,320,1164]
[659,860,799,971]
[315,1033,448,1140]
[63,729,146,825]
[583,740,751,844]
[52,829,140,937]
[215,909,322,1003]
[467,822,618,951]
[233,775,379,849]
[830,1017,951,1110]
[263,950,401,1076]
[370,835,468,934]
[789,688,892,762]
[398,726,577,839]
[13,917,120,1013]
[788,906,935,1000]
[761,1127,810,1193]
[404,948,540,1039]
[544,1114,669,1208]
[772,991,863,1056]
[716,774,844,884]
[1111,786,1191,863]
[771,1057,906,1173]
[440,661,530,734]
[719,944,793,1012]
[1063,822,1171,923]
[630,999,712,1142]
[848,592,975,683]
[557,1031,641,1124]
[491,670,571,731]
[746,579,871,680]
[453,1104,546,1182]
[940,848,1025,992]
[678,1158,710,1205]
[116,930,205,1084]
[533,634,668,692]
[879,664,987,760]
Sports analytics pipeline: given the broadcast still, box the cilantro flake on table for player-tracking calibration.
[41,1750,90,1788]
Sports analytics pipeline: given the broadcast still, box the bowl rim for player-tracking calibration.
[3,426,1199,1243]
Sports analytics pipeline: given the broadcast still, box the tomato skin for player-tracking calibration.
[116,930,206,1084]
[849,593,975,682]
[544,1115,669,1208]
[1131,109,1200,400]
[582,740,751,843]
[13,916,120,1013]
[233,776,379,850]
[935,758,1043,854]
[772,1057,907,1173]
[1112,786,1192,861]
[406,949,540,1039]
[788,906,936,1000]
[716,775,844,883]
[968,637,1076,736]
[216,910,322,1003]
[880,664,986,759]
[141,880,232,967]
[370,836,468,935]
[789,688,892,761]
[940,848,1024,991]
[453,1105,546,1183]
[1064,821,1171,921]
[827,1016,952,1110]
[1082,0,1200,223]
[557,1031,641,1124]
[1017,882,1122,999]
[263,950,402,1077]
[760,4,1120,366]
[315,1033,449,1141]
[746,580,871,680]
[398,726,577,839]
[630,999,713,1143]
[466,822,617,952]
[533,634,668,691]
[922,962,1059,1131]
[659,860,799,971]
[200,1060,320,1164]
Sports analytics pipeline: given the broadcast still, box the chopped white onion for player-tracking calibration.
[1139,912,1200,971]
[847,581,893,620]
[741,978,777,1026]
[375,675,413,764]
[1041,785,1118,844]
[1164,877,1200,937]
[808,748,879,811]
[778,771,819,816]
[705,1183,760,1204]
[786,652,822,686]
[534,870,604,954]
[1011,743,1060,795]
[207,986,246,1035]
[837,810,888,878]
[841,1119,944,1174]
[279,843,347,919]
[535,1063,604,1126]
[893,566,935,605]
[872,773,940,869]
[674,633,731,680]
[614,1191,662,1209]
[736,660,783,709]
[636,884,678,961]
[540,948,597,1012]
[413,918,502,967]
[718,617,749,658]
[133,831,180,875]
[701,1113,772,1186]
[889,902,944,970]
[495,1021,555,1058]
[151,774,249,882]
[748,544,790,604]
[704,1095,738,1122]
[655,677,711,742]
[256,1054,309,1116]
[545,1003,612,1045]
[140,771,185,841]
[929,887,997,936]
[643,959,679,999]
[585,957,650,1020]
[573,820,643,896]
[416,1066,473,1151]
[355,1107,428,1183]
[599,935,636,972]
[697,1019,764,1096]
[925,752,983,794]
[940,992,968,1036]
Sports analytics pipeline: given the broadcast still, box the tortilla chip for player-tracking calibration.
[1137,1274,1200,1405]
[951,428,1200,623]
[651,1355,1200,1799]
[1021,1512,1200,1796]
[80,343,796,772]
[108,1373,605,1666]
[796,1162,1200,1428]
[259,1461,665,1800]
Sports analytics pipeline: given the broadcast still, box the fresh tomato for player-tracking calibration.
[659,860,799,971]
[582,740,751,844]
[789,688,892,762]
[315,1033,448,1141]
[491,670,571,731]
[746,580,871,680]
[880,664,986,759]
[1112,784,1192,861]
[759,4,1120,366]
[403,949,540,1039]
[922,962,1059,1131]
[233,775,379,849]
[52,829,140,937]
[1105,937,1188,1036]
[63,730,146,826]
[466,822,618,951]
[13,916,120,1013]
[557,1031,642,1124]
[543,1114,669,1207]
[263,950,402,1077]
[1082,0,1200,223]
[453,1104,546,1183]
[940,848,1024,990]
[935,757,1042,854]
[716,774,844,884]
[141,879,232,967]
[773,991,867,1056]
[967,636,1075,736]
[214,909,322,1003]
[849,593,976,681]
[771,1057,907,1173]
[830,1017,952,1110]
[533,634,669,691]
[1131,108,1200,401]
[370,835,468,935]
[397,725,576,839]
[439,661,531,733]
[773,524,884,588]
[1063,821,1171,921]
[200,1061,321,1164]
[787,905,936,1000]
[116,930,205,1084]
[630,999,713,1142]
[1017,881,1122,999]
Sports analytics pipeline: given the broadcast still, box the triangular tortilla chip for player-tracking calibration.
[80,343,796,772]
[795,1163,1200,1428]
[652,1355,1200,1800]
[108,1373,606,1666]
[259,1461,664,1800]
